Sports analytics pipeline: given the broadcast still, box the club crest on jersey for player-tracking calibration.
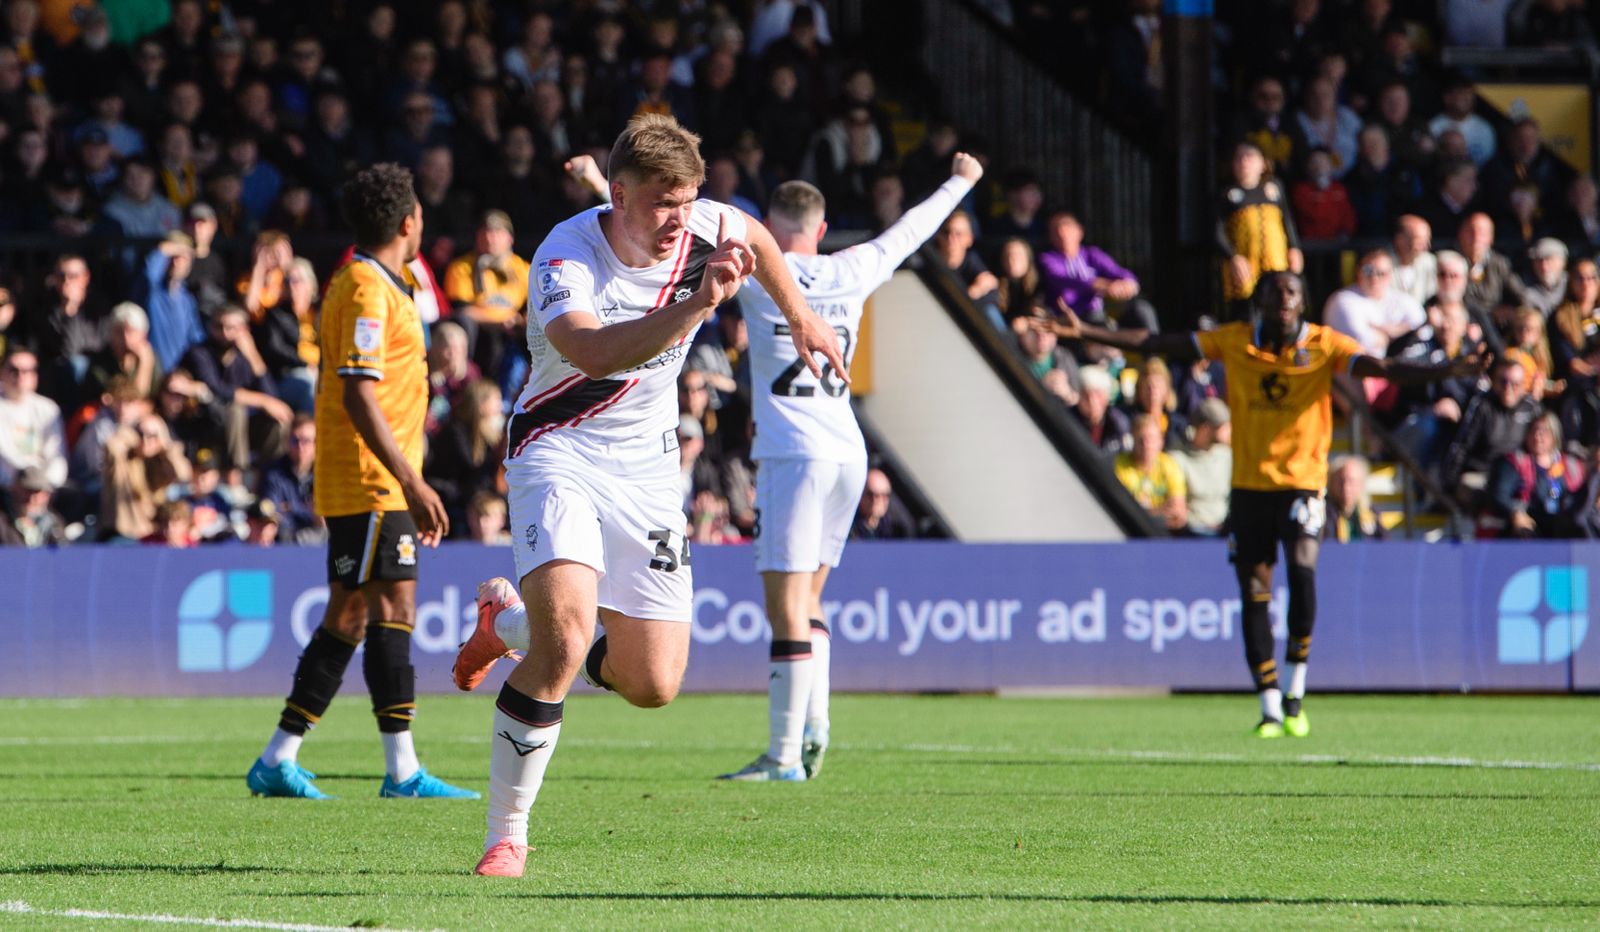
[1293,347,1310,366]
[537,259,565,295]
[525,524,539,551]
[396,534,417,566]
[673,287,693,303]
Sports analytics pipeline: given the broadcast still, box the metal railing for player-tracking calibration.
[834,0,1157,276]
[1331,378,1466,542]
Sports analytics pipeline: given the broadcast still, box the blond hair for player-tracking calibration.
[609,113,705,188]
[767,179,826,234]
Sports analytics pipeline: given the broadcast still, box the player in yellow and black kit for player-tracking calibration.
[246,164,475,800]
[1218,142,1303,309]
[1047,272,1482,737]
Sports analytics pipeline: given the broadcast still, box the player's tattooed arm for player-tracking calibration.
[738,208,849,380]
[342,376,449,545]
[1040,300,1201,362]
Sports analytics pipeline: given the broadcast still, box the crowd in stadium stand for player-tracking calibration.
[8,0,1600,547]
[0,0,930,548]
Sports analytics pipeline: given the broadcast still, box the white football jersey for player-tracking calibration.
[510,199,748,482]
[745,176,973,463]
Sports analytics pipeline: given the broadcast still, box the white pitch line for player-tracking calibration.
[0,901,439,932]
[1,734,1595,774]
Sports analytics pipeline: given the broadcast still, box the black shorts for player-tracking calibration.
[1227,489,1325,567]
[325,511,420,589]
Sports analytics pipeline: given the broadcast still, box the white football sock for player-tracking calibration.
[807,625,831,733]
[494,602,531,651]
[767,653,815,767]
[1260,687,1284,722]
[383,730,419,783]
[486,706,561,850]
[1285,662,1307,700]
[259,728,302,768]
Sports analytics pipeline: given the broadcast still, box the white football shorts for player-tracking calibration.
[752,457,868,573]
[507,460,693,622]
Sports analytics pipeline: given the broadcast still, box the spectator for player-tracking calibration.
[1388,215,1437,305]
[1072,364,1131,458]
[415,145,475,252]
[1574,444,1600,537]
[1482,118,1576,218]
[1560,336,1600,452]
[226,135,281,224]
[1290,147,1357,241]
[1484,413,1584,538]
[0,287,17,361]
[1038,211,1150,330]
[754,64,814,178]
[505,11,562,89]
[1458,212,1528,340]
[1510,0,1597,48]
[901,121,962,204]
[102,411,191,542]
[618,47,697,133]
[85,302,161,401]
[257,413,318,545]
[1217,142,1302,310]
[1016,309,1078,406]
[1324,455,1387,541]
[1371,81,1437,173]
[465,491,511,545]
[138,234,204,373]
[252,257,319,414]
[0,467,67,547]
[1324,249,1427,360]
[850,467,916,540]
[1551,175,1600,252]
[141,499,195,547]
[1345,125,1421,239]
[154,368,226,463]
[1508,306,1556,399]
[32,254,106,402]
[1101,0,1165,132]
[180,450,237,543]
[241,498,280,546]
[424,379,504,534]
[301,88,374,205]
[1234,75,1297,175]
[1414,160,1479,238]
[1388,297,1475,466]
[689,488,746,545]
[1523,238,1569,316]
[1114,412,1186,531]
[1499,183,1553,266]
[989,168,1046,247]
[1294,76,1360,177]
[444,211,531,376]
[1169,397,1231,536]
[155,123,198,209]
[1549,258,1600,378]
[77,87,144,159]
[1428,74,1496,166]
[0,348,66,489]
[184,203,230,308]
[934,210,1002,320]
[1120,356,1186,449]
[687,304,750,418]
[179,305,289,472]
[993,238,1041,325]
[101,157,180,238]
[1442,356,1541,505]
[71,374,145,490]
[425,320,480,437]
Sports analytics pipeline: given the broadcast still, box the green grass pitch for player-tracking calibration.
[1,693,1597,929]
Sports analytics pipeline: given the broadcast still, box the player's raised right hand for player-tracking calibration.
[700,213,757,307]
[404,478,450,547]
[951,152,983,183]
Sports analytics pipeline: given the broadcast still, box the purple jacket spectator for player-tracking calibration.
[1039,245,1137,320]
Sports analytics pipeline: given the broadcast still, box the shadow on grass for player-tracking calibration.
[0,863,278,877]
[252,890,1600,910]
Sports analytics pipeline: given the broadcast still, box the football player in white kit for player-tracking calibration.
[717,153,983,782]
[450,115,846,878]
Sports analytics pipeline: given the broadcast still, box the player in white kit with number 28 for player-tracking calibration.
[717,152,983,782]
[450,114,847,878]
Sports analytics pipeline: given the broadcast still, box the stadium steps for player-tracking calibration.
[1332,418,1452,539]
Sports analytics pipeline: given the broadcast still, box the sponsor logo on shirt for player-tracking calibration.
[539,289,571,310]
[354,317,383,354]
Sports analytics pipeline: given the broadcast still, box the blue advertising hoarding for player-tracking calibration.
[0,541,1593,696]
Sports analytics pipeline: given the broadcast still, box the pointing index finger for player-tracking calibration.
[717,212,727,245]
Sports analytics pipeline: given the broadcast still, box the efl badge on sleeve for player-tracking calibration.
[354,317,383,354]
[537,259,565,295]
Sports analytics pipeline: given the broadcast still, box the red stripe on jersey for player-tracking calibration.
[512,378,640,457]
[521,373,585,411]
[650,233,693,312]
